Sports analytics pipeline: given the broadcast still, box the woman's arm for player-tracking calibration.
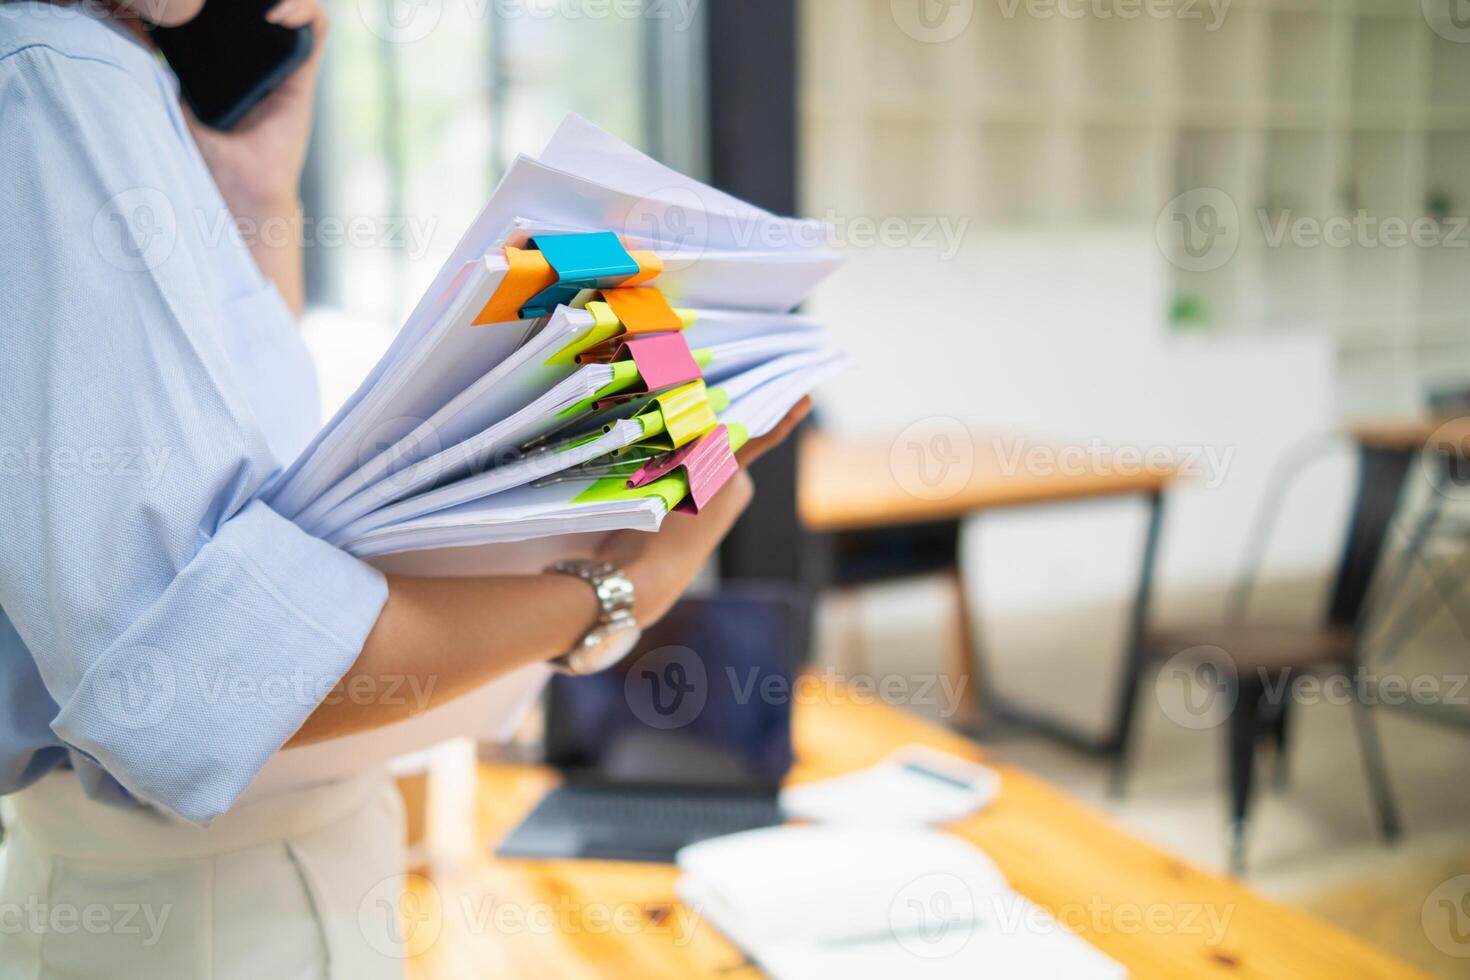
[184,0,326,315]
[288,400,808,747]
[287,473,751,746]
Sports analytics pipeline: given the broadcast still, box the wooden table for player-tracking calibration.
[799,430,1177,533]
[1348,416,1470,455]
[405,691,1423,979]
[797,430,1177,750]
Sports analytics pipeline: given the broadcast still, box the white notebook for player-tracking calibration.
[677,826,1128,980]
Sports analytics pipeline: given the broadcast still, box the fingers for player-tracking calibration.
[265,0,330,94]
[265,0,322,29]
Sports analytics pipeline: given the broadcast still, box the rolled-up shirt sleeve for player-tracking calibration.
[0,46,388,824]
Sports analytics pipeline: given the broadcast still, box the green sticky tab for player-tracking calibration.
[572,473,687,511]
[560,361,644,417]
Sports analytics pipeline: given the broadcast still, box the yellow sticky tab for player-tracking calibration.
[650,381,719,451]
[548,304,623,365]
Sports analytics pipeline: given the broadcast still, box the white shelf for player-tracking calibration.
[798,0,1470,416]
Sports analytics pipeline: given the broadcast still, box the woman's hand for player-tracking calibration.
[738,396,812,468]
[185,0,329,314]
[292,399,814,746]
[187,0,327,215]
[597,396,814,626]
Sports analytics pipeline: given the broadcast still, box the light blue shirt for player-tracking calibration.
[0,4,389,825]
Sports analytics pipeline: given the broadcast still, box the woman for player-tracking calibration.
[0,1,808,975]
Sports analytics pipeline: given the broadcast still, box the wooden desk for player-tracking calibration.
[797,431,1177,751]
[406,693,1423,979]
[1348,415,1470,454]
[799,430,1177,532]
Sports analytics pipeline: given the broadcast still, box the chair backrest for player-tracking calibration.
[1325,447,1416,630]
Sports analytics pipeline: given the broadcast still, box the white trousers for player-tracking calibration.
[0,770,409,980]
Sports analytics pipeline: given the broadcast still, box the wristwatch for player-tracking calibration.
[544,559,642,675]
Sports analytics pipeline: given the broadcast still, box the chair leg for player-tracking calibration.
[1110,491,1166,800]
[1227,677,1263,876]
[944,569,982,729]
[830,587,867,679]
[1269,698,1291,791]
[1351,699,1402,843]
[1107,647,1149,800]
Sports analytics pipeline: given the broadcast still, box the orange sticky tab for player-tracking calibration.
[624,250,663,287]
[473,248,558,325]
[602,287,684,336]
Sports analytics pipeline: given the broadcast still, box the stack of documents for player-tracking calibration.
[265,114,847,559]
[243,116,846,797]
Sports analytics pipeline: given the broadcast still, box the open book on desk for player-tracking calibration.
[241,116,845,798]
[678,825,1128,980]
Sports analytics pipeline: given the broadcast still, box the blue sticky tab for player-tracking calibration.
[521,233,641,318]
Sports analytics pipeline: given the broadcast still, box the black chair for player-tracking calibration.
[1109,438,1406,875]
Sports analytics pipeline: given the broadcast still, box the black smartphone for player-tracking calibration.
[151,0,314,131]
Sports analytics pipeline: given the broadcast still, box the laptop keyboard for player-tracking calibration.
[498,785,783,863]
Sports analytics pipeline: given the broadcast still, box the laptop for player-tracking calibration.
[496,585,801,863]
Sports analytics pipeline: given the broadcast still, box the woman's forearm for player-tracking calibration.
[236,196,306,316]
[284,401,802,751]
[286,573,599,747]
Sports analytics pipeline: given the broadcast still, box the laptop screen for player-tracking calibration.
[544,586,802,791]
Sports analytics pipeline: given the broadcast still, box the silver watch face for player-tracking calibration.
[565,617,642,675]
